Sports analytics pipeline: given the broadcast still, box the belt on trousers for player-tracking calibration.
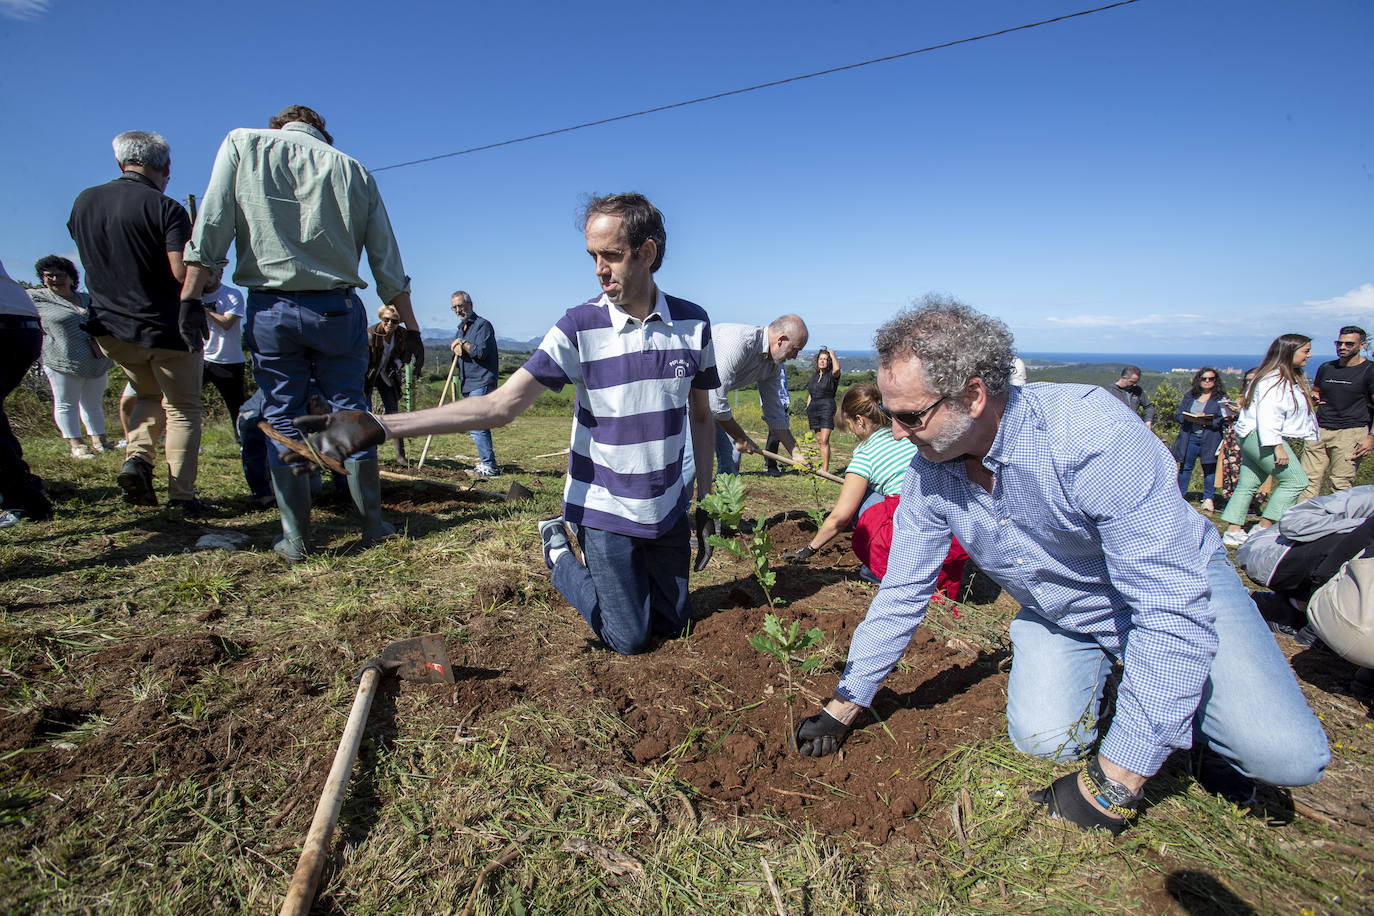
[248,287,355,297]
[0,316,40,330]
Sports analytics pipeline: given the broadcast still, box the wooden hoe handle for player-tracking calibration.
[279,667,381,916]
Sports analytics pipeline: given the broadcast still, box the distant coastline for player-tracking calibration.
[824,350,1289,374]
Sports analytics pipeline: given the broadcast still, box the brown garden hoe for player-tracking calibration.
[279,635,455,916]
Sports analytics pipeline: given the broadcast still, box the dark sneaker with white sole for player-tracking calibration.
[539,517,570,570]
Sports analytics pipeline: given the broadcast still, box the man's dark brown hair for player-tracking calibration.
[268,105,334,145]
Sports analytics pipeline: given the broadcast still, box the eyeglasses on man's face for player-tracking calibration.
[878,396,946,429]
[1335,340,1362,349]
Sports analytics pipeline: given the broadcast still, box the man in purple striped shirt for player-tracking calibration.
[296,193,719,655]
[792,297,1327,834]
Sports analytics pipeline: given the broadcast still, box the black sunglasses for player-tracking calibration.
[878,396,946,428]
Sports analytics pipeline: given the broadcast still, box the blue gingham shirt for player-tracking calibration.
[837,383,1225,776]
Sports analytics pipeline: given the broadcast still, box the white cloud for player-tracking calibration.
[1303,283,1374,316]
[0,0,49,19]
[1043,313,1202,328]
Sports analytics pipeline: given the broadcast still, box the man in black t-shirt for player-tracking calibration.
[69,130,207,513]
[1300,325,1374,501]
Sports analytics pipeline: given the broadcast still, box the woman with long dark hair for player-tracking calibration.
[804,348,841,473]
[1172,367,1230,513]
[1221,335,1318,547]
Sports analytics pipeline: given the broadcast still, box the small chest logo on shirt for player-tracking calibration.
[669,358,689,378]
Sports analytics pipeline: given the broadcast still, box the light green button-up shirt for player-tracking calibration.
[184,122,410,304]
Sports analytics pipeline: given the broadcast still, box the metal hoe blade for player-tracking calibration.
[379,634,454,683]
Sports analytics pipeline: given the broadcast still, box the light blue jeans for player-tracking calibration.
[463,384,497,467]
[1005,547,1329,785]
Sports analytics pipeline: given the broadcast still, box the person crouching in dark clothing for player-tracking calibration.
[365,304,410,466]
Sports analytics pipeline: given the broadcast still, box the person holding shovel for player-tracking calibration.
[292,192,719,655]
[179,105,423,561]
[449,290,500,478]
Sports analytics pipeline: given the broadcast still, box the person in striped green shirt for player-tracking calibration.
[787,384,968,588]
[789,384,915,554]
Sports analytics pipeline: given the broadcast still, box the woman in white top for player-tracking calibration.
[1221,334,1319,547]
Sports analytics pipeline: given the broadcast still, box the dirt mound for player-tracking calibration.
[586,601,1006,844]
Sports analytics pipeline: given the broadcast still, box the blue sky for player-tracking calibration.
[2,0,1370,354]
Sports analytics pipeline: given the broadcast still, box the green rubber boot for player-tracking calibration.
[345,457,397,546]
[269,464,313,562]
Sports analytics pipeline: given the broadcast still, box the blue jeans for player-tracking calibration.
[715,425,741,476]
[551,514,692,655]
[1005,547,1329,785]
[236,394,272,501]
[245,290,373,465]
[463,383,497,466]
[1177,429,1217,500]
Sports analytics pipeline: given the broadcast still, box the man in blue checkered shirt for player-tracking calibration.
[794,297,1329,834]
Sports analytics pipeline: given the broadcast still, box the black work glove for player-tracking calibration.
[179,299,209,352]
[1028,772,1129,836]
[693,507,716,573]
[785,545,816,563]
[792,709,851,757]
[402,329,425,370]
[293,410,387,465]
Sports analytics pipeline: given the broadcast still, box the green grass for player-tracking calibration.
[0,374,1370,915]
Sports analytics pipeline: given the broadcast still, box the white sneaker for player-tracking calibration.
[1221,529,1249,548]
[468,464,500,479]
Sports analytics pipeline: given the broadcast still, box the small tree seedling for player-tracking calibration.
[749,612,826,733]
[700,474,782,607]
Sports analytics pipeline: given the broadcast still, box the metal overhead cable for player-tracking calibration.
[372,0,1143,173]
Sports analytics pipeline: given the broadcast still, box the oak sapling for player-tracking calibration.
[749,612,826,734]
[699,474,782,607]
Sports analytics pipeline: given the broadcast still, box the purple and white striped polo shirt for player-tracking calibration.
[522,289,718,538]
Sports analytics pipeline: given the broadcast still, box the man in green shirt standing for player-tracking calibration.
[181,105,423,560]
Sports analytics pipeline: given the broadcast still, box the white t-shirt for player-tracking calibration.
[202,284,246,364]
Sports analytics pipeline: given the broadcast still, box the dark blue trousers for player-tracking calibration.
[245,289,373,466]
[551,513,693,655]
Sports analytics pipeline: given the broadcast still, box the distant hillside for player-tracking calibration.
[418,330,542,352]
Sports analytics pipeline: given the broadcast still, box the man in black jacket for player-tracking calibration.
[68,130,205,512]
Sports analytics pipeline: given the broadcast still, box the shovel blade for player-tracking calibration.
[379,634,454,683]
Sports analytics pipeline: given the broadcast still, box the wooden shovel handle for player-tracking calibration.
[759,449,845,484]
[279,667,381,916]
[418,352,461,470]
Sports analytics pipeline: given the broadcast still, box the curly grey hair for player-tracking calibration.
[874,295,1016,398]
[112,130,170,171]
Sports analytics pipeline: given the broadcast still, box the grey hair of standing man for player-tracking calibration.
[874,294,1016,398]
[111,131,170,171]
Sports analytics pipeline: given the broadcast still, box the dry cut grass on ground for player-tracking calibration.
[0,379,1371,915]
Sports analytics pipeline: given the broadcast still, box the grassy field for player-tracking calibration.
[1,370,1371,915]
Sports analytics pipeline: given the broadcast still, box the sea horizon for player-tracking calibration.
[825,349,1344,374]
